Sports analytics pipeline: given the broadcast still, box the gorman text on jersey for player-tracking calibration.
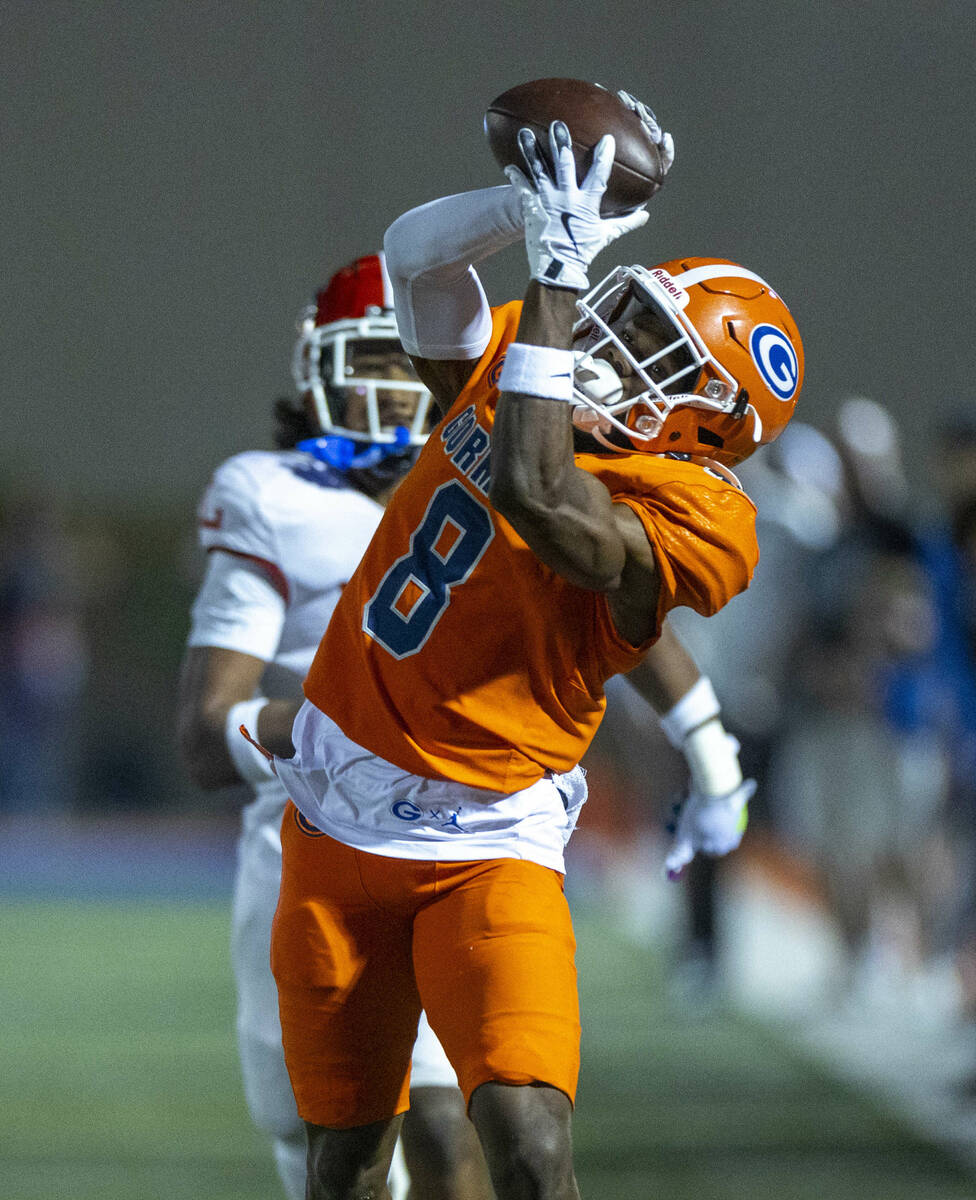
[441,404,492,493]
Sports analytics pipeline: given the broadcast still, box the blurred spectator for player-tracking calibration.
[912,412,976,1020]
[663,421,848,992]
[768,398,973,1016]
[770,547,949,1008]
[571,422,849,997]
[0,496,89,814]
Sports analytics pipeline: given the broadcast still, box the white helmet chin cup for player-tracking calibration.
[571,350,664,444]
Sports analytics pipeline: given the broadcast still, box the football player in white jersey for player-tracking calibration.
[177,254,494,1200]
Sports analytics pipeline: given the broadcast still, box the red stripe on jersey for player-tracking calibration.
[207,547,290,603]
[199,506,224,530]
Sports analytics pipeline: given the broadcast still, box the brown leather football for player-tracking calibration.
[484,78,667,216]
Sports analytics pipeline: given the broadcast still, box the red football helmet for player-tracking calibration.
[571,258,804,468]
[292,253,433,445]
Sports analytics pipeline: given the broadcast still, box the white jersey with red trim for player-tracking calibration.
[185,446,461,1179]
[191,449,384,679]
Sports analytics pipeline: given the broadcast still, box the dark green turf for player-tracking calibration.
[2,899,973,1199]
[2,900,275,1200]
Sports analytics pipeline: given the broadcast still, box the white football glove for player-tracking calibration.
[504,120,649,292]
[664,777,756,881]
[615,90,675,175]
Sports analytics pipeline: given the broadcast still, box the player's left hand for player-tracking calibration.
[664,777,756,881]
[615,90,675,175]
[504,120,648,292]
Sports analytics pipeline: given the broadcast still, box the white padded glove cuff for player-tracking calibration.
[682,721,743,798]
[658,676,722,748]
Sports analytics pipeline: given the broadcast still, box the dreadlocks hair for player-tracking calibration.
[272,395,319,449]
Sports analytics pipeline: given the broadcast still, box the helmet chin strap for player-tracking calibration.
[297,425,411,471]
[747,403,764,444]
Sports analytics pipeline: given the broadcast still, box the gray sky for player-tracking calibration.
[4,0,974,506]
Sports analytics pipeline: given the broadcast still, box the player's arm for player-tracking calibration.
[626,620,702,711]
[490,279,640,590]
[178,646,298,790]
[625,623,754,879]
[383,185,525,414]
[489,124,656,636]
[628,623,742,791]
[177,549,297,790]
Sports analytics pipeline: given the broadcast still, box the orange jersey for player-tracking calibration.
[304,302,758,793]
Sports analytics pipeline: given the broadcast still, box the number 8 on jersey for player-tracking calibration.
[364,480,494,659]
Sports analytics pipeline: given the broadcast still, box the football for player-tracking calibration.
[484,78,667,216]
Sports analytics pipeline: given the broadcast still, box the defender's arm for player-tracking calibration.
[177,551,298,790]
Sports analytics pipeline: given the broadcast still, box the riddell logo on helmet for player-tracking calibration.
[648,268,688,307]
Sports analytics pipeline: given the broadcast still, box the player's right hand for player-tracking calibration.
[504,120,648,293]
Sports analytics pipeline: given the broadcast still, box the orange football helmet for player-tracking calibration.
[292,252,433,446]
[571,257,804,468]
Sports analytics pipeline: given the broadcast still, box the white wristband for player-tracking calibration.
[658,675,721,748]
[498,343,576,402]
[225,698,276,784]
[683,721,744,798]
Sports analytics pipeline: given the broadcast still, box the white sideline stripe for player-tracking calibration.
[671,264,770,290]
[719,868,976,1178]
[603,842,976,1180]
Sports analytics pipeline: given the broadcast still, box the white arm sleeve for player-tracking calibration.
[186,550,286,661]
[383,185,525,361]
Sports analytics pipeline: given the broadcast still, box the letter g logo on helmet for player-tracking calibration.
[749,324,799,402]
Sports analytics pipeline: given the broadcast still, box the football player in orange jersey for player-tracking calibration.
[178,256,493,1200]
[268,105,802,1199]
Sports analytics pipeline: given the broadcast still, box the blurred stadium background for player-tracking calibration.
[3,1,976,1196]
